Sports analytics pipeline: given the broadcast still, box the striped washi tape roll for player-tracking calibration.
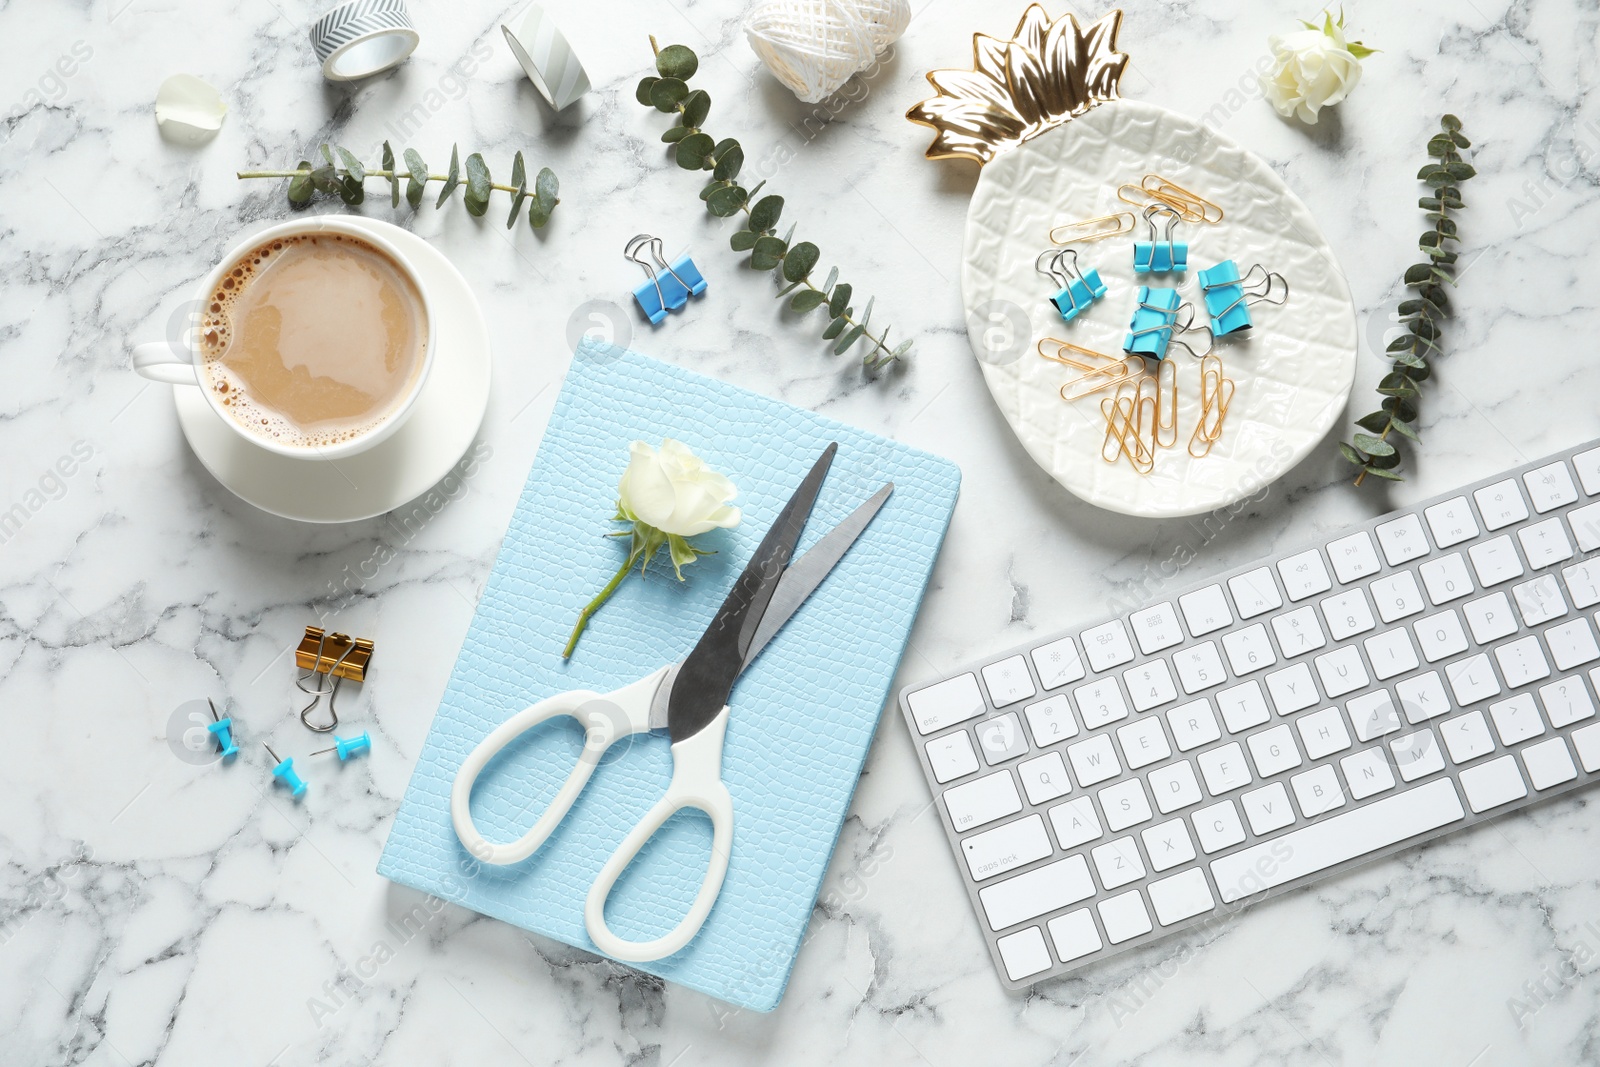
[501,3,591,110]
[309,0,421,82]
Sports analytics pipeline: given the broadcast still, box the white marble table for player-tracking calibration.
[4,0,1599,1062]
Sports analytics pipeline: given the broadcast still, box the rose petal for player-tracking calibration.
[155,74,227,144]
[620,445,678,530]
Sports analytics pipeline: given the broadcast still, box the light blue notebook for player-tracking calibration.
[378,341,961,1011]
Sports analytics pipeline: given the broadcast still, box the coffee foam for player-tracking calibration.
[199,233,425,450]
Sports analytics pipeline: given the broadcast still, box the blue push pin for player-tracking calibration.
[314,731,372,762]
[264,744,307,799]
[206,698,238,760]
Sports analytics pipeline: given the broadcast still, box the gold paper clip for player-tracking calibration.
[1188,354,1236,458]
[1142,174,1224,224]
[1048,212,1135,245]
[1055,347,1144,402]
[1153,357,1178,449]
[294,626,374,732]
[1100,377,1156,474]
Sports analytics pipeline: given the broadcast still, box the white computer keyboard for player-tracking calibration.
[899,439,1600,990]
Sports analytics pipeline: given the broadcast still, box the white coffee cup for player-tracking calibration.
[133,216,436,460]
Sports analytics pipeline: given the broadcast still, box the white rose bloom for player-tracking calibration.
[1261,18,1369,125]
[617,438,741,537]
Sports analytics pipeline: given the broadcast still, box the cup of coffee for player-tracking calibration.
[133,217,435,460]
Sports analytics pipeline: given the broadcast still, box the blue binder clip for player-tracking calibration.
[627,234,706,325]
[1197,260,1289,336]
[1124,286,1211,361]
[1036,247,1107,323]
[1133,205,1188,274]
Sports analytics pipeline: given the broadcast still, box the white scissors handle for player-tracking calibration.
[584,705,734,962]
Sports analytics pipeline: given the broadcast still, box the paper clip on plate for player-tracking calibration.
[1049,212,1135,245]
[1117,173,1224,226]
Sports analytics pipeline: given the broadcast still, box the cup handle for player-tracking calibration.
[132,342,200,386]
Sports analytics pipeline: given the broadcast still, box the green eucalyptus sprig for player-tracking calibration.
[636,38,911,372]
[1341,114,1475,486]
[237,142,560,230]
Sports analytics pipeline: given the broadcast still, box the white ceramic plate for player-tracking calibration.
[962,99,1357,518]
[175,217,491,523]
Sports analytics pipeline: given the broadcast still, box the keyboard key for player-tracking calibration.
[1191,799,1246,853]
[1377,513,1431,565]
[926,730,979,783]
[1420,553,1475,605]
[1291,765,1346,818]
[1272,607,1327,657]
[1198,741,1252,795]
[1131,602,1186,654]
[1446,653,1502,705]
[1575,722,1600,772]
[996,927,1053,980]
[1167,699,1221,751]
[1488,693,1546,747]
[1278,550,1332,602]
[1228,568,1283,619]
[1348,690,1403,742]
[1210,778,1464,903]
[1073,677,1130,729]
[1575,446,1600,495]
[1024,694,1079,747]
[1048,796,1103,849]
[1392,728,1446,781]
[1522,737,1577,790]
[1047,908,1103,963]
[1497,636,1551,688]
[1298,706,1353,759]
[1514,575,1567,627]
[1570,504,1600,555]
[1242,782,1296,834]
[1459,755,1528,813]
[1415,610,1470,662]
[1425,497,1480,548]
[1564,559,1600,609]
[1265,662,1320,715]
[1222,624,1277,675]
[1520,518,1574,569]
[1066,734,1121,787]
[982,655,1037,707]
[1017,752,1071,805]
[1082,620,1135,672]
[1099,779,1154,832]
[1364,627,1420,681]
[1397,671,1451,723]
[1147,868,1216,926]
[1123,660,1178,712]
[1372,571,1426,623]
[1327,531,1382,583]
[1525,462,1578,513]
[1468,535,1524,587]
[1091,836,1146,889]
[1116,717,1171,769]
[1546,621,1600,672]
[945,771,1024,831]
[1322,588,1377,641]
[1441,710,1496,764]
[1148,760,1204,813]
[1216,680,1271,733]
[1031,635,1086,690]
[1540,675,1597,728]
[1463,592,1519,644]
[1173,641,1228,694]
[1315,646,1370,698]
[1340,746,1396,799]
[908,674,986,736]
[1179,585,1235,636]
[1141,819,1197,872]
[1248,724,1303,777]
[979,855,1096,931]
[977,712,1029,765]
[1097,889,1153,944]
[962,814,1052,880]
[1474,479,1529,530]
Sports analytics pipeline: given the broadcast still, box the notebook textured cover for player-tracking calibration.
[377,340,961,1010]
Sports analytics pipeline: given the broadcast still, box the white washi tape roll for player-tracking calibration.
[502,3,591,110]
[310,0,421,82]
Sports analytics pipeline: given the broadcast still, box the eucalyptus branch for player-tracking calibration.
[237,142,560,230]
[636,38,911,372]
[1341,115,1475,486]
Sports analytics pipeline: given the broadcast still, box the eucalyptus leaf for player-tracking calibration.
[636,76,659,105]
[310,164,339,194]
[336,146,365,182]
[338,174,365,205]
[783,241,819,282]
[534,167,558,209]
[662,125,690,143]
[1356,412,1391,434]
[682,89,710,129]
[861,295,874,328]
[730,230,757,251]
[749,194,783,234]
[1446,161,1476,180]
[750,234,787,271]
[655,44,698,80]
[706,184,747,216]
[287,160,314,208]
[834,324,865,355]
[1442,113,1462,132]
[891,338,913,358]
[1338,442,1367,466]
[1383,395,1420,422]
[1403,263,1433,285]
[676,131,715,169]
[405,148,427,182]
[710,138,738,162]
[464,153,491,216]
[776,279,803,297]
[382,142,399,206]
[1389,419,1421,442]
[822,315,847,340]
[822,266,838,292]
[406,175,424,209]
[436,145,461,208]
[1362,465,1404,481]
[650,77,688,112]
[1367,449,1403,470]
[828,283,852,317]
[321,144,335,166]
[713,144,744,182]
[1354,433,1396,457]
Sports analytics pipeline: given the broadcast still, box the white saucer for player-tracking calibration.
[174,217,491,523]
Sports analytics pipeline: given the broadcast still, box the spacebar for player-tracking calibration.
[1210,779,1465,903]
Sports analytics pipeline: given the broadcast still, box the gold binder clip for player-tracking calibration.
[1048,212,1135,245]
[1189,354,1236,458]
[294,627,374,732]
[1142,174,1224,224]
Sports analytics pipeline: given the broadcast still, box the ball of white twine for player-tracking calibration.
[744,0,910,104]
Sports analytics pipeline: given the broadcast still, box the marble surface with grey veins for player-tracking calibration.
[3,0,1600,1063]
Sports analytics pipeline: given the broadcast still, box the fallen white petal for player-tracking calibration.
[155,74,227,143]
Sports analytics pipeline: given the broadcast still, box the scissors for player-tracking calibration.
[450,443,891,962]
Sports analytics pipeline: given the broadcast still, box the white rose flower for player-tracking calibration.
[617,438,741,537]
[1261,12,1374,125]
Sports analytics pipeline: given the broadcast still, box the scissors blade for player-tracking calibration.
[666,444,837,743]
